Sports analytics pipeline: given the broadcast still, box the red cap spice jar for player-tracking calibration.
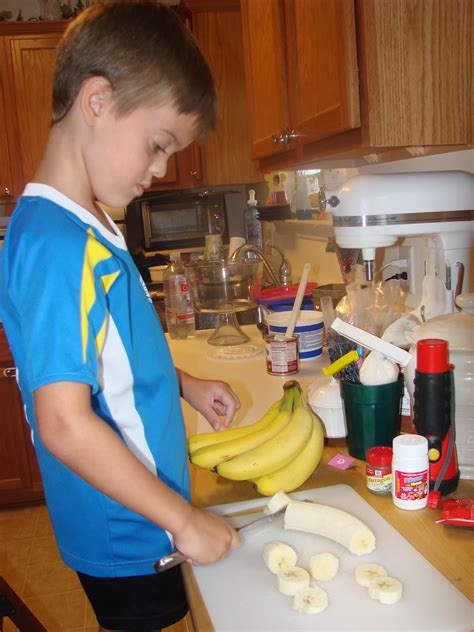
[366,446,393,495]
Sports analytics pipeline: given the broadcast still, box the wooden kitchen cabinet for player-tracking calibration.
[240,0,360,161]
[0,22,63,207]
[240,0,472,169]
[0,326,44,506]
[184,0,261,185]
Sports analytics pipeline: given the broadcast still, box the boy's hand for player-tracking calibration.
[177,370,240,430]
[173,506,240,566]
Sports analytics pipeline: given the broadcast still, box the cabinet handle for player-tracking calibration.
[190,170,198,177]
[280,129,300,144]
[3,187,12,197]
[2,367,17,379]
[271,133,282,146]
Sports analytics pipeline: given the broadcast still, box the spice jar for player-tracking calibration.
[366,446,393,495]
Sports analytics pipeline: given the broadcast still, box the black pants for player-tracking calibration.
[77,565,188,632]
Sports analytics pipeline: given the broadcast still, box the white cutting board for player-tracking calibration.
[192,485,472,632]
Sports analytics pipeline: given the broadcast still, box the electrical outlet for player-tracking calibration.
[321,169,347,189]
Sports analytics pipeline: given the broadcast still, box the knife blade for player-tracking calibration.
[154,505,286,573]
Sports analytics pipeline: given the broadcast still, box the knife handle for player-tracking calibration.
[154,551,188,573]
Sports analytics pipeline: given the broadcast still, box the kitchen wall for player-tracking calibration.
[271,149,474,292]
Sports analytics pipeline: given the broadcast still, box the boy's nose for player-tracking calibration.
[150,154,170,179]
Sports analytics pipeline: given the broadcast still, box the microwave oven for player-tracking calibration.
[125,190,229,253]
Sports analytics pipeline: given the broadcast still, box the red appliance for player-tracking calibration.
[413,338,459,499]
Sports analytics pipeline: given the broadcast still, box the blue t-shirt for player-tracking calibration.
[0,184,190,577]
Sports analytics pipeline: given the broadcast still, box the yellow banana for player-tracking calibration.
[187,398,281,455]
[216,387,312,481]
[252,410,325,496]
[190,401,293,470]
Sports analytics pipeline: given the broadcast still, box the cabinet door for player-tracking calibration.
[0,367,32,493]
[0,331,44,505]
[0,39,16,204]
[284,0,360,145]
[8,34,62,186]
[191,4,261,183]
[359,0,472,147]
[240,0,294,160]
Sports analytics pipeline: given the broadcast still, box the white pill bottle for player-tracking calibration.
[392,435,429,510]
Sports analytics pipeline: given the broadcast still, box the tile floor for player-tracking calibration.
[0,504,191,631]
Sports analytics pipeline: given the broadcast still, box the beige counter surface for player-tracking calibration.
[166,328,474,631]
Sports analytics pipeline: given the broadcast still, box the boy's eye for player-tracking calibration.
[151,142,164,154]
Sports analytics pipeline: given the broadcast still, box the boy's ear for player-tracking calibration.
[80,76,114,125]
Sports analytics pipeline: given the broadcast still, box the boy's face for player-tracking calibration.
[84,97,199,207]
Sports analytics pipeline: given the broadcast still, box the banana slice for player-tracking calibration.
[264,491,292,515]
[309,552,339,581]
[293,586,329,614]
[355,563,388,587]
[277,566,310,596]
[368,576,403,605]
[263,541,298,574]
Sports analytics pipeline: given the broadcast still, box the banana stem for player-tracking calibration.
[281,385,296,413]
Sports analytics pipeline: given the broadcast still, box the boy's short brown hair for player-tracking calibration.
[52,1,217,139]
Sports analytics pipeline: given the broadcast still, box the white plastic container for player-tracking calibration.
[266,310,323,361]
[392,435,429,510]
[308,376,347,438]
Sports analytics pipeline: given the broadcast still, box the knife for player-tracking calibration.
[154,506,286,573]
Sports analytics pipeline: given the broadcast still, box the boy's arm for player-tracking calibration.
[176,369,241,430]
[34,381,239,564]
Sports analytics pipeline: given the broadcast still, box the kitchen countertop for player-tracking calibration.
[166,326,473,631]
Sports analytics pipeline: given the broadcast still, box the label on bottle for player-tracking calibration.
[366,465,392,494]
[393,468,428,502]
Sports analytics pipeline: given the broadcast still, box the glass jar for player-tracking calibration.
[366,446,393,495]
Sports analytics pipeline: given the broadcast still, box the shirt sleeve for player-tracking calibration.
[9,206,122,394]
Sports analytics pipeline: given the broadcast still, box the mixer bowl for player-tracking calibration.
[185,260,263,314]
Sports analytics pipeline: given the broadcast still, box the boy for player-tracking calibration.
[0,2,241,630]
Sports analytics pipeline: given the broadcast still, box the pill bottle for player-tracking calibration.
[392,435,429,510]
[366,446,392,495]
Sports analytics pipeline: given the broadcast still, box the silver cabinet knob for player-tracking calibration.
[3,187,12,197]
[280,128,300,144]
[2,368,17,379]
[190,170,198,177]
[271,133,281,146]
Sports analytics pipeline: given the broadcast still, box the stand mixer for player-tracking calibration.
[321,171,474,314]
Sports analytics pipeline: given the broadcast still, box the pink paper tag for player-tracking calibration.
[328,453,355,470]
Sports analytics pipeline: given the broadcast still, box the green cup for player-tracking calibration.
[340,375,404,460]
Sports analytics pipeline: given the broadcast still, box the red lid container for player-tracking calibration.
[416,338,449,373]
[366,446,393,467]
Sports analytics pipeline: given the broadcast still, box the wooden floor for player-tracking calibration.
[0,503,194,631]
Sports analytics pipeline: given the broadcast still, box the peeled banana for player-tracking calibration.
[368,576,403,605]
[263,541,298,574]
[252,409,324,496]
[355,563,388,587]
[187,398,281,455]
[309,552,339,582]
[217,387,312,481]
[293,586,329,614]
[264,491,292,515]
[284,501,376,555]
[277,566,310,596]
[190,403,292,470]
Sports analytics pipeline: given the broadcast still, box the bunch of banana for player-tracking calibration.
[187,380,324,495]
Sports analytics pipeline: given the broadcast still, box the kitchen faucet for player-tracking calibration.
[229,243,281,286]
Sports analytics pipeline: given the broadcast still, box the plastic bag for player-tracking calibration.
[435,499,474,528]
[359,351,400,386]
